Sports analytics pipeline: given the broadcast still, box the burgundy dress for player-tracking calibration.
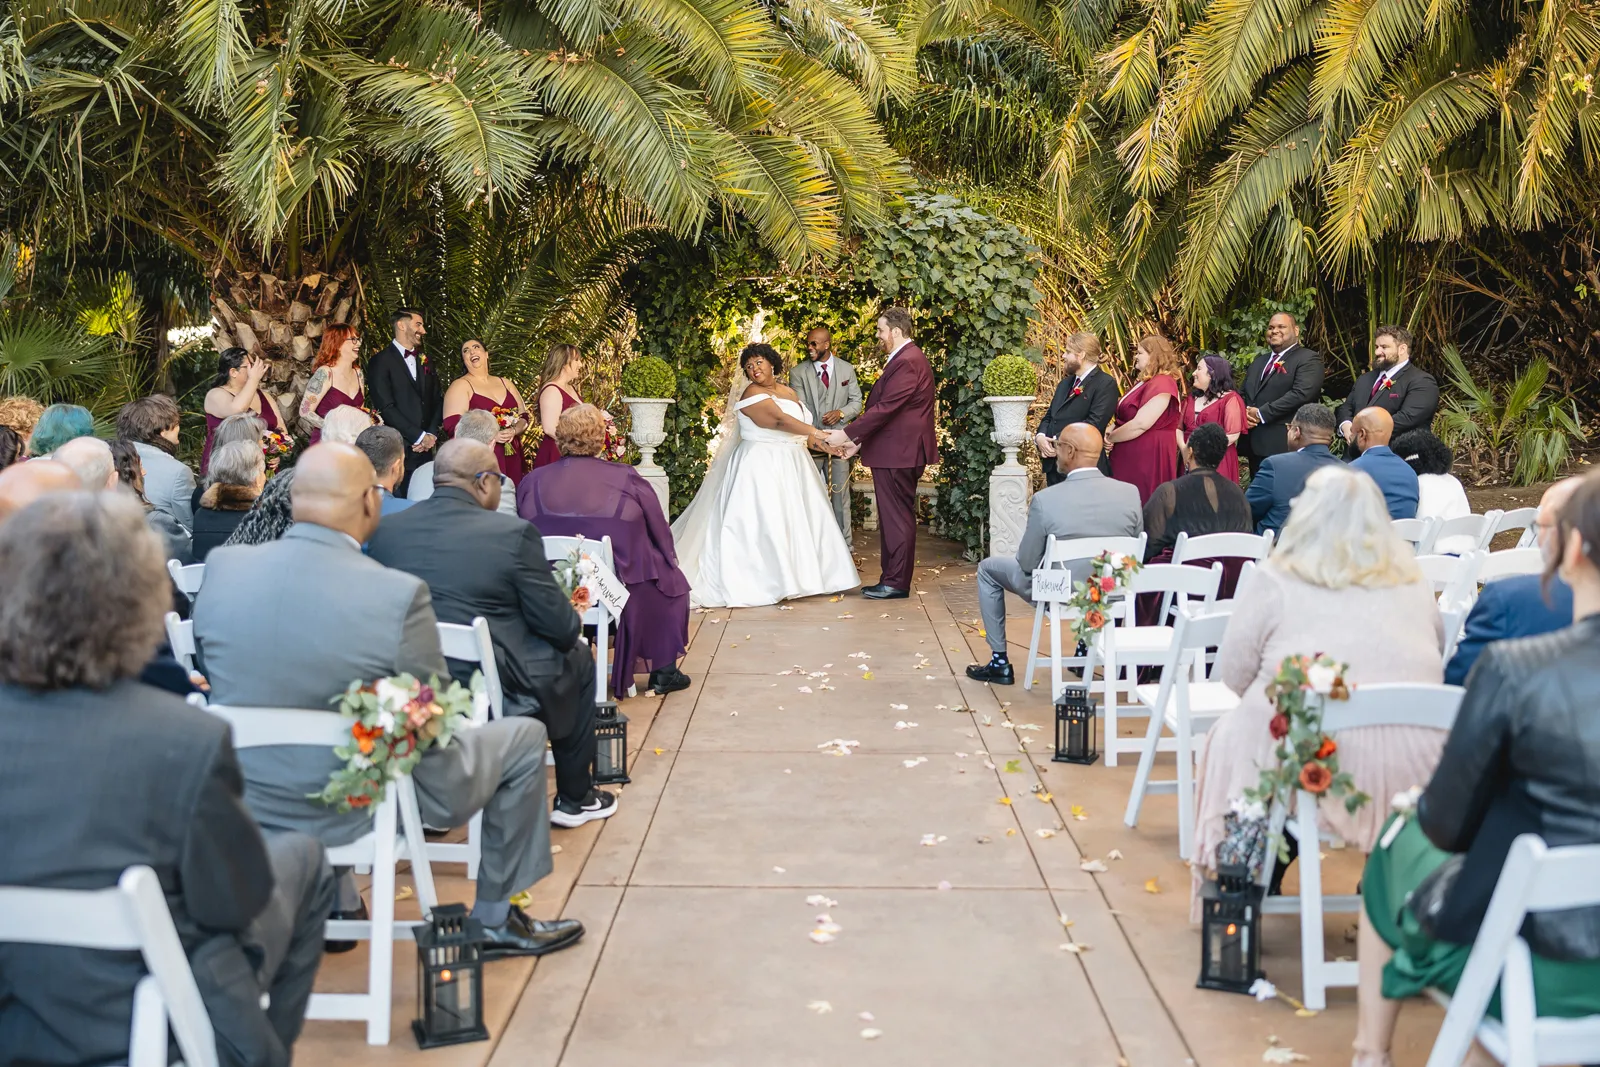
[532,385,579,470]
[442,379,529,486]
[201,396,282,476]
[306,382,365,446]
[1109,373,1182,505]
[1179,390,1247,483]
[517,456,690,696]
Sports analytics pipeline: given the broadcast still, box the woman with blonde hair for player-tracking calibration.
[298,323,366,445]
[532,343,587,470]
[1189,465,1448,914]
[1107,333,1185,503]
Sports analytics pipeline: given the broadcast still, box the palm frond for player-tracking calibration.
[170,0,249,105]
[1310,0,1426,119]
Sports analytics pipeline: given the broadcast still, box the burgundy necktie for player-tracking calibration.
[820,363,830,388]
[1261,354,1281,382]
[1369,374,1387,400]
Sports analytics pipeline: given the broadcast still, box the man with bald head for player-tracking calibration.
[195,442,585,958]
[369,439,611,829]
[967,423,1143,684]
[1347,406,1419,520]
[1446,477,1583,684]
[0,460,80,522]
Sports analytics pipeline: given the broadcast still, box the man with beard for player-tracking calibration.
[1336,324,1440,459]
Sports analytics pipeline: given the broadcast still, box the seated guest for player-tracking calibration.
[0,394,45,453]
[1191,466,1445,915]
[0,459,80,522]
[0,425,23,471]
[116,394,195,532]
[1143,422,1253,564]
[409,409,517,514]
[192,412,269,515]
[1245,403,1341,535]
[1445,476,1579,685]
[966,424,1143,685]
[369,440,616,828]
[193,440,267,561]
[1394,427,1473,554]
[53,435,117,490]
[1348,406,1419,520]
[0,491,334,1067]
[319,404,373,446]
[355,425,414,515]
[194,443,582,956]
[518,404,691,696]
[110,438,192,564]
[1353,470,1600,1067]
[29,402,94,457]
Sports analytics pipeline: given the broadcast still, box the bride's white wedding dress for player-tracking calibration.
[671,392,859,608]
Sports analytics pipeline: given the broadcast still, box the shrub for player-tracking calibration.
[1434,346,1586,486]
[982,354,1039,397]
[619,356,677,399]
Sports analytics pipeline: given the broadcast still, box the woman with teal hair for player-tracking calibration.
[28,404,95,456]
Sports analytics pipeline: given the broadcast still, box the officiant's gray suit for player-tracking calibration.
[790,356,862,533]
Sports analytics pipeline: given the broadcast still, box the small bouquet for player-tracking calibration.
[550,540,599,614]
[359,404,384,426]
[489,405,521,457]
[602,421,627,462]
[262,429,294,465]
[1065,550,1141,644]
[311,672,482,812]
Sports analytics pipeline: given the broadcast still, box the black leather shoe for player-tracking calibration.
[966,661,1015,685]
[478,906,584,959]
[649,666,691,695]
[861,584,909,600]
[325,901,369,954]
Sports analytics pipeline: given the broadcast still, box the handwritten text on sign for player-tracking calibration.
[1030,570,1077,601]
[580,555,631,618]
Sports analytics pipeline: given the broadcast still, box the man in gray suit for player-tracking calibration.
[966,424,1143,685]
[789,326,863,533]
[193,443,583,958]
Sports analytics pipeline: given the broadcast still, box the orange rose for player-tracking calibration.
[1088,586,1102,603]
[1084,609,1104,630]
[349,792,372,809]
[1315,737,1337,759]
[1299,762,1333,793]
[572,585,593,611]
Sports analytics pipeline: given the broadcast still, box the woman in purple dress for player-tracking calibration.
[201,347,287,474]
[518,404,691,696]
[442,338,532,485]
[1177,353,1246,484]
[298,323,367,446]
[1107,333,1184,504]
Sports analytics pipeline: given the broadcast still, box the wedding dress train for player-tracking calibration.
[671,394,859,608]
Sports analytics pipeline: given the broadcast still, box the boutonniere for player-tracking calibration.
[1272,361,1288,375]
[1071,384,1084,398]
[416,350,429,369]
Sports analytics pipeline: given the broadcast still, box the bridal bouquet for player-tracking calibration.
[602,421,627,462]
[311,673,482,812]
[489,405,520,456]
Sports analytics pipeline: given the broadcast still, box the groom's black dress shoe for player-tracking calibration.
[966,661,1015,685]
[861,584,909,600]
[479,907,585,958]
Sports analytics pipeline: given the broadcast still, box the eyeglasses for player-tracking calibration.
[473,470,499,483]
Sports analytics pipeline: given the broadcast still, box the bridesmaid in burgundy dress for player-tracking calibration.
[442,338,532,485]
[201,347,288,475]
[1177,353,1247,484]
[533,342,597,470]
[298,323,367,446]
[1107,333,1185,504]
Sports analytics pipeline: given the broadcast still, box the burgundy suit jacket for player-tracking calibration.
[846,343,938,469]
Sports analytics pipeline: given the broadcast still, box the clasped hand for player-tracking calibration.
[812,428,858,458]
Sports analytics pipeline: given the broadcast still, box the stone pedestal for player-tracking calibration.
[985,396,1035,558]
[623,398,673,513]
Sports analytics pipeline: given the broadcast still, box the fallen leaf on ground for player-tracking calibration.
[778,605,793,610]
[797,686,813,694]
[1070,805,1088,821]
[395,886,414,901]
[653,747,664,755]
[1005,828,1017,837]
[902,757,928,768]
[1081,859,1109,873]
[805,894,840,908]
[997,796,1012,806]
[1059,942,1091,954]
[890,703,908,711]
[1037,792,1054,803]
[837,614,853,619]
[1106,848,1124,860]
[1144,878,1162,894]
[809,930,835,944]
[862,672,874,680]
[828,595,843,602]
[1261,1047,1309,1064]
[1003,759,1022,773]
[1058,913,1074,928]
[1035,828,1056,838]
[807,1001,833,1014]
[848,651,871,659]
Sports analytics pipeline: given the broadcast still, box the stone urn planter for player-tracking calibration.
[622,397,674,511]
[985,395,1034,454]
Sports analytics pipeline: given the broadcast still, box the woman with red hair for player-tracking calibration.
[1107,333,1185,504]
[298,324,367,445]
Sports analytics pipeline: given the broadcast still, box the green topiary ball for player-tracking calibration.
[982,354,1039,397]
[620,356,677,399]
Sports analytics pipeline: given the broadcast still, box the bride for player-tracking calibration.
[671,343,860,608]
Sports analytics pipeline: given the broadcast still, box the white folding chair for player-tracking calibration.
[164,611,196,673]
[429,617,500,880]
[1393,517,1439,554]
[0,866,219,1067]
[1122,608,1239,858]
[1476,547,1544,585]
[1426,510,1502,555]
[1083,562,1224,767]
[1425,835,1600,1067]
[1021,533,1146,693]
[1439,605,1468,665]
[205,705,439,1045]
[1260,683,1465,1010]
[1165,529,1273,620]
[167,560,205,605]
[542,534,616,703]
[1489,506,1540,549]
[1416,551,1485,614]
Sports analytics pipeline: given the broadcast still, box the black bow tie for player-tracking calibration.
[402,348,417,360]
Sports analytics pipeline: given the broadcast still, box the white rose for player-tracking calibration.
[1306,663,1337,695]
[352,754,372,770]
[577,557,598,577]
[375,709,395,732]
[373,678,408,712]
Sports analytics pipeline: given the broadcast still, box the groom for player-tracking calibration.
[368,307,444,495]
[825,307,936,600]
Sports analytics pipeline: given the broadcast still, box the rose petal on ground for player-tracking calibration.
[798,686,813,693]
[860,1028,883,1040]
[1035,828,1056,838]
[1059,942,1090,954]
[1080,859,1109,873]
[1106,848,1124,860]
[859,1012,875,1021]
[936,880,952,891]
[890,703,909,711]
[807,1000,833,1014]
[809,930,835,944]
[1262,1046,1309,1064]
[773,866,786,873]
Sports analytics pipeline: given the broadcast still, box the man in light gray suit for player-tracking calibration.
[965,424,1143,685]
[193,443,584,958]
[789,326,863,533]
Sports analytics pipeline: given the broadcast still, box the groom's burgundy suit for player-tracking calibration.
[846,342,938,590]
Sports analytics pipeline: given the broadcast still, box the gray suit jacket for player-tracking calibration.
[135,441,197,532]
[193,522,447,845]
[1016,469,1145,580]
[789,356,863,429]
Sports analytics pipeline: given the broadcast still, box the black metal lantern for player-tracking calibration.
[413,904,488,1048]
[593,701,631,785]
[1053,684,1098,764]
[1197,863,1262,993]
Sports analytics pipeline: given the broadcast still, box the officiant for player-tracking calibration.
[790,326,862,534]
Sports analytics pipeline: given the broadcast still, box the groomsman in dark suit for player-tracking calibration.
[1336,324,1440,459]
[1241,312,1324,471]
[1033,332,1118,485]
[368,307,444,495]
